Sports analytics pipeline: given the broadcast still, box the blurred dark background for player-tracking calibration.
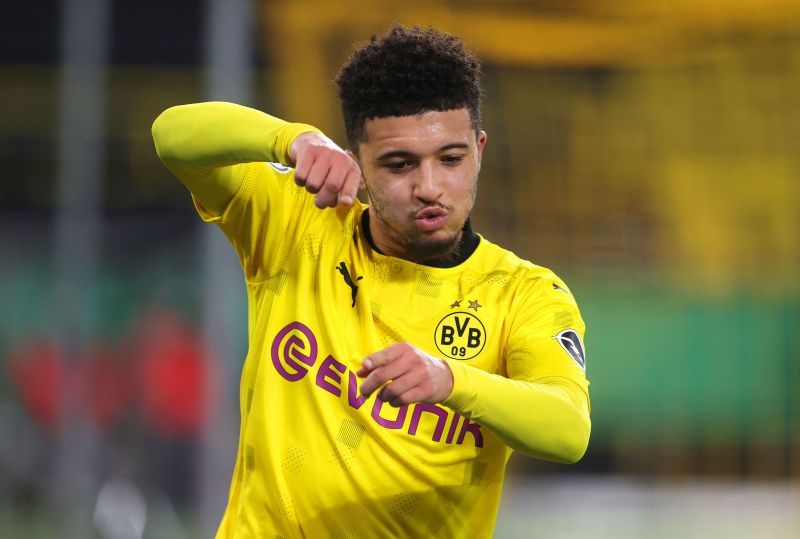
[1,1,798,537]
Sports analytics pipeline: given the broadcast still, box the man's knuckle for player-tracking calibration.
[319,183,335,197]
[325,176,344,192]
[305,177,321,190]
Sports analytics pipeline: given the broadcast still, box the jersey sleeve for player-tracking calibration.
[505,271,589,401]
[151,102,323,281]
[442,270,591,463]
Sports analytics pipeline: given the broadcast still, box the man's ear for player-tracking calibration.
[346,148,367,190]
[475,130,487,171]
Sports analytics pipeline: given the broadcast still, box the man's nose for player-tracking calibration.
[412,160,443,203]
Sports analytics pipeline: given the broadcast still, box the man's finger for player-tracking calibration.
[293,153,312,185]
[338,168,362,206]
[304,156,331,194]
[357,343,406,377]
[359,356,411,398]
[315,167,346,208]
[314,188,338,209]
[391,386,429,407]
[377,372,419,405]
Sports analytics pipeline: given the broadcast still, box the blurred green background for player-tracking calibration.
[1,1,798,537]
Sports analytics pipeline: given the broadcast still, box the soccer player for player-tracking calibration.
[152,24,590,539]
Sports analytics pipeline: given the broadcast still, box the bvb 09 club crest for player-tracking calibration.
[435,311,486,360]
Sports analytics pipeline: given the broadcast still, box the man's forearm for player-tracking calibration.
[152,101,318,167]
[151,101,321,214]
[443,362,591,464]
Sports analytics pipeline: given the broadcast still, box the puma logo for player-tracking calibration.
[336,262,363,308]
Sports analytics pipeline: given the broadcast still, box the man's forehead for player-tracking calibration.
[360,109,473,152]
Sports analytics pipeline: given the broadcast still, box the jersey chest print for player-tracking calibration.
[435,299,487,360]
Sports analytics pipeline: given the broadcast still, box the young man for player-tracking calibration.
[152,24,590,539]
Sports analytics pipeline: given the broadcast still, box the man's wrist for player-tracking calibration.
[440,359,474,411]
[434,356,455,403]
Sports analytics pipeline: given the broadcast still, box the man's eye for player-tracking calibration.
[385,161,410,171]
[441,155,464,165]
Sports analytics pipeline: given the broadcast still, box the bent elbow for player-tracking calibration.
[515,412,591,464]
[557,422,591,464]
[151,105,188,162]
[151,109,172,161]
[552,416,591,464]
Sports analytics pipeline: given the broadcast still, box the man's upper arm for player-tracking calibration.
[158,159,247,217]
[151,104,253,215]
[505,270,590,409]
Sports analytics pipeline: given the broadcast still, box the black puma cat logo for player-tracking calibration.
[336,262,363,308]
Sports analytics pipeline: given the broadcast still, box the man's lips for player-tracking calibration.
[415,207,449,231]
[415,207,447,219]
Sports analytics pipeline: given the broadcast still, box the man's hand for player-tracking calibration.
[357,343,454,407]
[289,132,362,209]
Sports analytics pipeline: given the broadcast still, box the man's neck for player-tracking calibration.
[361,210,480,268]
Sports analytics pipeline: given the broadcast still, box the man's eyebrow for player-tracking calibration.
[376,143,470,161]
[376,150,415,161]
[439,142,469,152]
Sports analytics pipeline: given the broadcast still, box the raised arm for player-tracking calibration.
[151,101,361,214]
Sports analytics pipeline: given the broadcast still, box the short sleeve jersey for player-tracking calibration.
[198,161,589,539]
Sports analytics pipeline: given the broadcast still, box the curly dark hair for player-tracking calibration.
[335,24,482,151]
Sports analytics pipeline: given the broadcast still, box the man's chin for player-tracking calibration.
[406,229,462,263]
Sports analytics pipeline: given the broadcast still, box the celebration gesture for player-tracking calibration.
[289,131,363,209]
[357,342,454,407]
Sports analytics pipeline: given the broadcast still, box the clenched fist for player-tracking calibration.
[289,131,363,209]
[357,342,454,407]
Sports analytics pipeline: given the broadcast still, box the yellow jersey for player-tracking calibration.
[152,102,591,539]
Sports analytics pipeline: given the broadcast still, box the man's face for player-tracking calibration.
[354,108,487,264]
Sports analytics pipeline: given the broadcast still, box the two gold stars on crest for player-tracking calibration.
[449,299,482,311]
